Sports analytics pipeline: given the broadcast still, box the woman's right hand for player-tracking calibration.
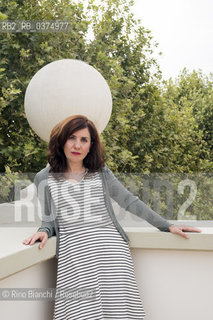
[22,232,48,250]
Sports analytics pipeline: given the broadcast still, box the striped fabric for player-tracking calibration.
[48,171,146,319]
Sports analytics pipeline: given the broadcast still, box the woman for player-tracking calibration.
[23,114,201,319]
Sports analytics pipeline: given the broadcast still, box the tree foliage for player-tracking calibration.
[0,0,89,172]
[162,69,213,167]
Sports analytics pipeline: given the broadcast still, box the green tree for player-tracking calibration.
[0,0,89,172]
[162,69,213,171]
[84,1,212,173]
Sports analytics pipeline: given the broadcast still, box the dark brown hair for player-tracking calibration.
[47,115,105,179]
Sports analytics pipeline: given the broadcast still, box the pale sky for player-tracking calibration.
[132,0,213,80]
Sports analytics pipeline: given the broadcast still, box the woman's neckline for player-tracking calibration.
[63,168,89,185]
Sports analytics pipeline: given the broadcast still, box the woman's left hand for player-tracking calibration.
[169,225,202,239]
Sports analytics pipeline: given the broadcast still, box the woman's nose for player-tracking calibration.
[74,140,81,148]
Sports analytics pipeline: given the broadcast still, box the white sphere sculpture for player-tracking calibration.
[24,59,112,142]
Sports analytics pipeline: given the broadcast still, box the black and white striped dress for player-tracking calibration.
[48,170,146,320]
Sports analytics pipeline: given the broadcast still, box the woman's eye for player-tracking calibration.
[82,138,88,142]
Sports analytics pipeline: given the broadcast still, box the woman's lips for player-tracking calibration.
[72,152,81,155]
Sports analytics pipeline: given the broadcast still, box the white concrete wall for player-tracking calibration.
[0,258,57,320]
[0,201,212,320]
[1,248,213,320]
[131,248,213,320]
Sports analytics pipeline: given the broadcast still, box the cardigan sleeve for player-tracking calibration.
[34,172,56,238]
[104,165,173,232]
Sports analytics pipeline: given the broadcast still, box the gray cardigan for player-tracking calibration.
[34,164,173,259]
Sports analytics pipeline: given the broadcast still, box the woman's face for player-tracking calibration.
[63,127,91,167]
